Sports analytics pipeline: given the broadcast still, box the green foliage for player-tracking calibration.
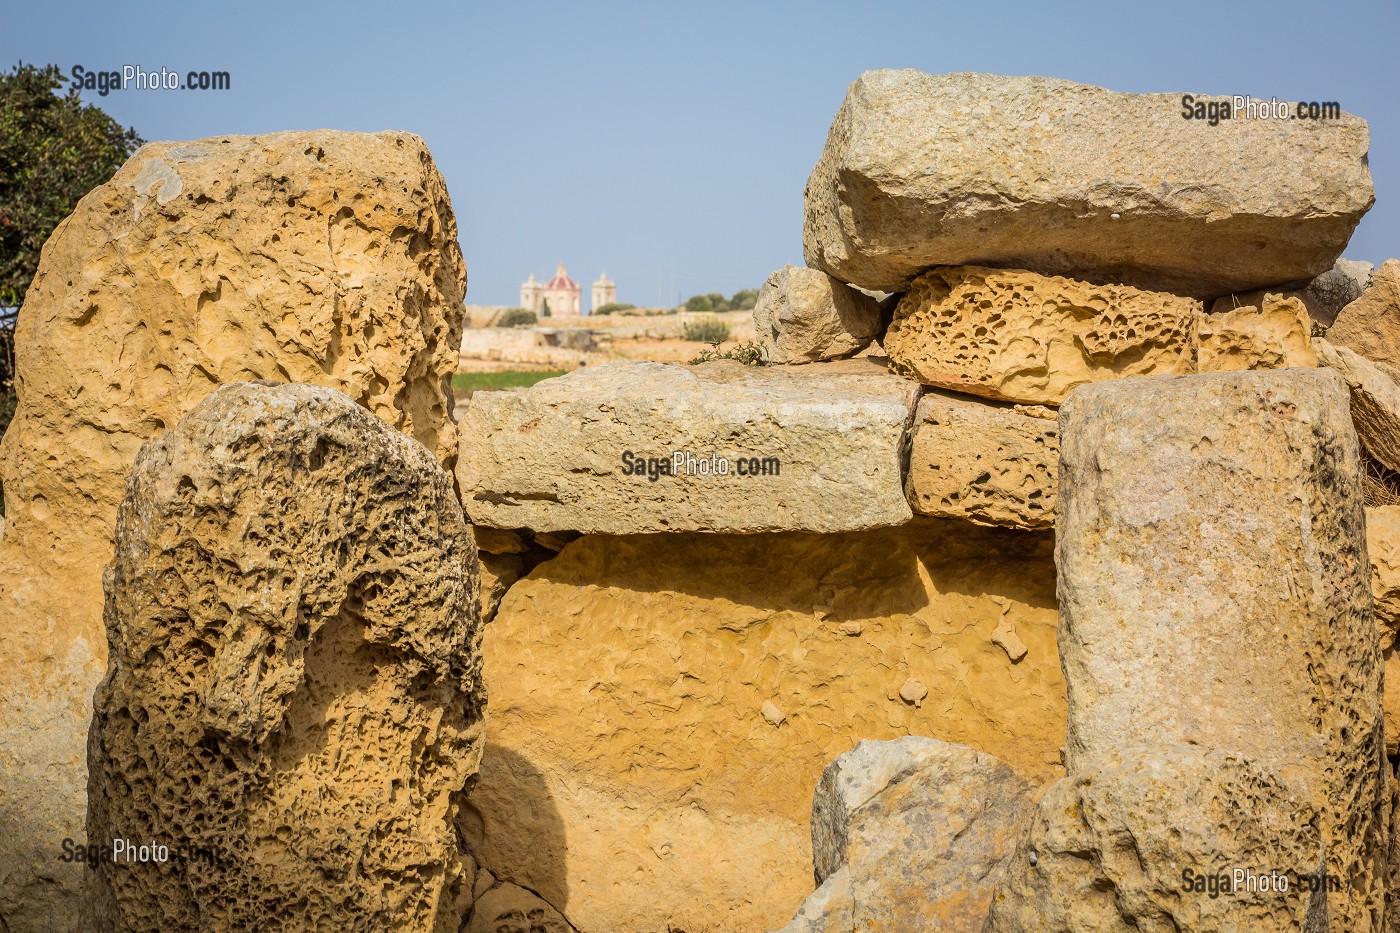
[681,288,759,314]
[451,369,566,392]
[684,292,726,314]
[540,298,552,317]
[0,62,143,442]
[728,288,759,311]
[592,302,635,316]
[683,317,731,344]
[1311,320,1328,338]
[496,307,538,328]
[688,341,764,366]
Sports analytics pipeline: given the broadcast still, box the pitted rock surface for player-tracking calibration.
[904,391,1058,529]
[87,383,484,932]
[0,129,465,932]
[885,266,1199,405]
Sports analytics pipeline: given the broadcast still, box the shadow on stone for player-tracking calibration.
[462,743,570,916]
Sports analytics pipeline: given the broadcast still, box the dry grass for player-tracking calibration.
[1364,455,1400,507]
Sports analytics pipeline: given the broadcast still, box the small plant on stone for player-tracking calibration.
[688,340,764,366]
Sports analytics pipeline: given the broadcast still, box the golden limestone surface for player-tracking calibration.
[88,384,484,932]
[466,521,1063,933]
[1316,338,1400,477]
[803,70,1373,297]
[1328,259,1400,374]
[0,129,465,932]
[904,391,1058,530]
[885,266,1323,405]
[884,266,1200,405]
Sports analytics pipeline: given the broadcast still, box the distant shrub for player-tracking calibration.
[689,341,764,366]
[593,302,636,316]
[497,308,537,328]
[681,288,760,314]
[683,317,730,344]
[728,288,759,311]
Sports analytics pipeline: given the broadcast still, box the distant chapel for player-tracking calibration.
[520,263,616,316]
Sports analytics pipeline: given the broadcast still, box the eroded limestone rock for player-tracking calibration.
[1210,258,1374,327]
[803,70,1373,296]
[904,391,1058,529]
[456,359,920,534]
[468,519,1063,932]
[87,383,484,932]
[1369,506,1400,756]
[1328,259,1400,371]
[1197,295,1318,372]
[1316,339,1400,476]
[986,746,1326,932]
[799,738,1036,932]
[0,130,465,931]
[1056,368,1386,929]
[752,265,883,363]
[884,266,1199,405]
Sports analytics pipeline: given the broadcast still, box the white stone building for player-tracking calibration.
[591,271,616,312]
[520,263,581,316]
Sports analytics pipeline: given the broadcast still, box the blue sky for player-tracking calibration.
[5,0,1398,306]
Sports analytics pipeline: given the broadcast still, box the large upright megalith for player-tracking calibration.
[1009,368,1386,930]
[87,383,484,931]
[0,130,465,931]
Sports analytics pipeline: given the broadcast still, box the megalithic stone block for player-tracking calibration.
[1055,367,1386,930]
[803,70,1374,297]
[87,383,485,932]
[455,359,921,534]
[0,129,465,932]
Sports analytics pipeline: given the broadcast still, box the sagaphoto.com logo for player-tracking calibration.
[70,64,230,96]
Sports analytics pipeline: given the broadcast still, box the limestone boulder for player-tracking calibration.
[1057,368,1385,929]
[904,391,1058,529]
[1316,339,1400,476]
[0,130,465,932]
[803,70,1373,297]
[752,265,883,363]
[771,869,853,933]
[986,746,1326,932]
[884,266,1199,405]
[468,519,1063,933]
[1197,295,1318,372]
[1210,258,1374,327]
[1370,506,1400,642]
[87,383,485,931]
[456,359,920,534]
[1368,506,1400,756]
[800,737,1036,932]
[1328,259,1400,371]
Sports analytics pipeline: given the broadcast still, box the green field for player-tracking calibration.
[452,370,568,393]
